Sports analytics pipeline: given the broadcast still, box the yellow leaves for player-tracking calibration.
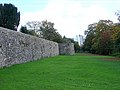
[111,26,120,41]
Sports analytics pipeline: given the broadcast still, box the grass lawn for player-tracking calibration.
[0,53,120,90]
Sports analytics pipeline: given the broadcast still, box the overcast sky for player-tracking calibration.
[1,0,120,38]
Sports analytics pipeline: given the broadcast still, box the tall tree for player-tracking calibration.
[21,20,63,43]
[26,21,42,37]
[0,3,20,30]
[83,20,113,55]
[83,23,97,53]
[40,20,63,43]
[94,20,113,54]
[111,24,120,53]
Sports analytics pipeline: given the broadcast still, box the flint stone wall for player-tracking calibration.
[0,27,59,67]
[59,43,75,55]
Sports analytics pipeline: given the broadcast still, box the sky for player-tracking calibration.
[1,0,120,38]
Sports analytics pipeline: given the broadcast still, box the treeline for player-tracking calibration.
[20,20,80,52]
[0,3,80,53]
[82,19,120,56]
[20,20,63,43]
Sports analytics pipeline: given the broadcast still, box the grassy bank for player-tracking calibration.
[0,53,120,90]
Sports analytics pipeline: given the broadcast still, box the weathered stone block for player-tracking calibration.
[59,43,75,55]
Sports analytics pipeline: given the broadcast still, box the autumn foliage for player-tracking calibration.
[82,20,120,55]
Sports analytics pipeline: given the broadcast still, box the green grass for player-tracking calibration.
[0,53,120,90]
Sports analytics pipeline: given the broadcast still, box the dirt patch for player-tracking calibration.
[80,53,120,61]
[80,53,104,56]
[102,58,120,61]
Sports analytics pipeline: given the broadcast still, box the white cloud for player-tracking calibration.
[19,0,118,38]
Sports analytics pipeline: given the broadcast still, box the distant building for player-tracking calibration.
[74,35,85,46]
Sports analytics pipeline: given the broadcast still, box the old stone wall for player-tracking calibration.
[59,43,75,55]
[0,27,59,67]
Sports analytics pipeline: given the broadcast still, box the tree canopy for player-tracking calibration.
[20,20,64,43]
[20,20,80,52]
[82,19,120,55]
[40,20,63,43]
[0,3,20,31]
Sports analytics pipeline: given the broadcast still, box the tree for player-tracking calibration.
[98,30,113,55]
[83,20,114,55]
[83,23,97,53]
[20,26,28,34]
[94,20,113,55]
[40,20,63,43]
[20,26,38,36]
[26,21,41,31]
[26,21,42,37]
[115,10,120,22]
[111,24,120,53]
[0,3,20,30]
[62,36,73,43]
[113,11,120,53]
[21,20,63,43]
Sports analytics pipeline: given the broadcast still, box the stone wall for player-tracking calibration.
[0,27,59,67]
[59,43,75,55]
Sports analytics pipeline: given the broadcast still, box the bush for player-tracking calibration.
[110,52,120,58]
